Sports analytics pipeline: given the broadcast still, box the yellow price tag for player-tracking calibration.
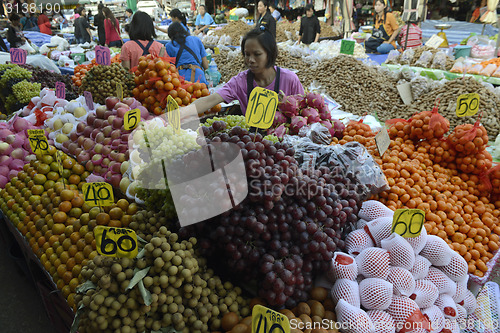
[82,182,115,207]
[252,305,290,333]
[245,87,278,129]
[166,95,180,134]
[27,129,49,155]
[55,150,64,177]
[124,109,141,130]
[391,209,425,238]
[456,93,480,117]
[116,83,123,101]
[94,226,138,258]
[214,47,220,55]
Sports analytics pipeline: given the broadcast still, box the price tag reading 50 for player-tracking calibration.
[94,226,138,258]
[246,87,278,129]
[392,209,425,238]
[124,109,141,130]
[252,305,290,333]
[456,93,480,117]
[82,182,115,207]
[166,95,181,134]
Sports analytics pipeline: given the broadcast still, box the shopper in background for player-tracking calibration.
[7,13,30,48]
[19,12,27,29]
[37,8,52,35]
[74,7,92,44]
[365,0,399,54]
[298,4,320,45]
[270,4,281,22]
[93,3,106,46]
[23,13,38,31]
[194,5,214,35]
[256,0,276,38]
[125,8,133,24]
[180,27,303,118]
[397,22,422,50]
[120,11,164,70]
[166,21,208,84]
[103,7,123,47]
[156,8,190,35]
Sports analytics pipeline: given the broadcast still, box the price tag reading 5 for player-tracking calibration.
[94,226,138,258]
[82,182,115,207]
[252,305,290,333]
[456,93,480,117]
[392,209,425,238]
[166,95,180,134]
[124,109,141,130]
[340,39,355,55]
[246,87,278,129]
[27,129,49,154]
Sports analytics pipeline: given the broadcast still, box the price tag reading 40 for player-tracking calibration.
[27,129,49,155]
[82,182,115,207]
[166,95,181,134]
[456,93,480,117]
[124,109,141,130]
[252,305,290,333]
[391,209,425,238]
[94,226,138,258]
[246,87,278,129]
[340,39,355,55]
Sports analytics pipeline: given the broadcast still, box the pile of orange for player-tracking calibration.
[72,54,121,87]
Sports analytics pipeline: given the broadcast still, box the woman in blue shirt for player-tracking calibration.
[166,22,208,84]
[194,5,214,35]
[156,9,190,35]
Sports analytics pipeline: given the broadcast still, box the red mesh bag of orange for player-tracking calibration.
[447,115,488,156]
[409,99,450,140]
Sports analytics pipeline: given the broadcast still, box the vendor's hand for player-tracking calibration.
[383,41,390,44]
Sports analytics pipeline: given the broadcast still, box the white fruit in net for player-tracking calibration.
[356,247,390,279]
[422,305,445,333]
[366,310,395,333]
[359,278,393,310]
[405,225,427,255]
[425,267,456,296]
[435,294,457,319]
[328,252,359,281]
[364,217,393,247]
[331,278,361,308]
[438,253,468,282]
[346,229,375,256]
[451,279,467,304]
[359,200,394,221]
[455,304,467,329]
[388,267,416,297]
[410,279,439,309]
[410,255,432,280]
[443,318,460,333]
[420,235,454,266]
[335,299,375,333]
[459,289,477,315]
[357,219,368,230]
[381,233,416,270]
[387,296,431,333]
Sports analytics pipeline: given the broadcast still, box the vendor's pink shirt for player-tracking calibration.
[217,67,304,115]
[120,40,164,69]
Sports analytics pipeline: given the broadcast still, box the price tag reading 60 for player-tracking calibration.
[166,95,181,134]
[252,305,290,333]
[27,129,49,154]
[392,209,425,238]
[82,182,115,207]
[246,87,278,129]
[124,109,141,130]
[456,93,480,117]
[94,226,138,258]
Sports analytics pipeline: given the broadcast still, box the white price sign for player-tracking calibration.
[426,34,444,49]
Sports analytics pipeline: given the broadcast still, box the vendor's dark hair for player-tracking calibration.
[170,8,187,26]
[305,4,314,12]
[125,8,133,14]
[241,27,277,68]
[98,4,104,13]
[168,21,188,45]
[9,13,20,22]
[375,0,388,24]
[129,11,157,41]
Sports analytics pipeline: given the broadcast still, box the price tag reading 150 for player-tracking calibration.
[456,93,480,117]
[246,87,278,129]
[124,109,141,130]
[94,226,138,258]
[252,305,290,333]
[166,95,180,134]
[391,209,425,238]
[82,182,114,207]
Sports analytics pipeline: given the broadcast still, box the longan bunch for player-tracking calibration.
[447,122,489,156]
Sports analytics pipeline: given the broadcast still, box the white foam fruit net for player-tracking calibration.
[366,310,395,333]
[364,217,393,247]
[387,267,416,297]
[420,235,454,266]
[387,296,430,333]
[410,255,432,280]
[405,226,428,255]
[381,233,416,270]
[460,289,477,315]
[336,299,375,333]
[425,267,456,296]
[331,278,361,308]
[410,279,439,309]
[356,247,391,279]
[346,229,375,256]
[359,278,393,310]
[443,318,460,333]
[357,219,368,230]
[438,253,468,282]
[328,252,359,281]
[435,294,457,319]
[455,304,467,328]
[422,305,445,333]
[452,280,467,304]
[359,200,394,221]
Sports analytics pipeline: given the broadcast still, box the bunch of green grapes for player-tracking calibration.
[263,134,279,143]
[202,115,250,131]
[12,80,41,104]
[0,66,32,90]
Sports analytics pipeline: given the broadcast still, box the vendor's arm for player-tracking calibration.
[298,20,304,43]
[155,25,168,33]
[314,18,321,43]
[384,13,399,44]
[122,60,131,70]
[181,93,224,119]
[202,56,208,70]
[7,28,22,46]
[120,43,131,70]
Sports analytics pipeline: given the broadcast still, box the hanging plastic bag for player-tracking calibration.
[430,51,448,70]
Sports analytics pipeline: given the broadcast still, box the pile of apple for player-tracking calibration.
[60,96,152,193]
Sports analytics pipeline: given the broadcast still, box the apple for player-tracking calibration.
[118,144,128,153]
[107,115,116,126]
[102,157,111,167]
[77,136,85,146]
[102,138,112,146]
[77,152,90,164]
[94,143,103,154]
[120,177,131,193]
[94,119,104,128]
[69,132,78,142]
[92,154,103,165]
[73,107,86,118]
[122,97,135,107]
[83,138,95,150]
[94,165,102,174]
[110,150,118,161]
[116,107,129,118]
[68,142,78,155]
[116,153,126,163]
[105,97,119,110]
[120,133,129,142]
[53,119,64,131]
[96,106,107,119]
[95,132,105,143]
[102,145,112,156]
[114,102,128,110]
[76,122,86,135]
[56,133,69,143]
[90,129,100,140]
[102,125,113,137]
[120,161,129,174]
[111,139,120,149]
[85,160,94,172]
[83,126,92,138]
[104,110,113,119]
[62,123,73,135]
[110,174,121,188]
[112,117,124,129]
[110,130,121,140]
[75,148,83,156]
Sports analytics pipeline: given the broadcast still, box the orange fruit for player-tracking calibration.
[53,223,65,235]
[60,189,75,202]
[53,211,67,224]
[96,213,110,225]
[58,201,72,213]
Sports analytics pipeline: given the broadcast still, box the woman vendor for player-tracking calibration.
[181,26,304,118]
[365,0,399,54]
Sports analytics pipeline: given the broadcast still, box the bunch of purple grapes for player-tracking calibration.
[177,121,366,307]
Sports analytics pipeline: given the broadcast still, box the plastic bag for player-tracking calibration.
[492,66,500,78]
[410,76,431,100]
[386,49,400,63]
[400,65,415,81]
[415,50,434,68]
[400,48,415,65]
[467,63,483,74]
[468,35,496,59]
[430,51,448,70]
[450,60,464,73]
[480,63,498,77]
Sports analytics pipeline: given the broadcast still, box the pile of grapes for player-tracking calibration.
[19,63,78,95]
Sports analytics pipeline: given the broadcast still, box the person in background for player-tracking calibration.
[93,3,106,45]
[397,22,422,50]
[103,7,122,47]
[194,5,214,35]
[256,0,276,38]
[87,10,93,23]
[0,36,7,52]
[365,0,398,54]
[23,12,38,31]
[74,7,92,44]
[166,21,208,84]
[125,8,133,24]
[270,4,281,22]
[38,8,52,35]
[156,8,189,35]
[19,12,27,29]
[298,4,320,45]
[120,11,164,70]
[7,13,30,48]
